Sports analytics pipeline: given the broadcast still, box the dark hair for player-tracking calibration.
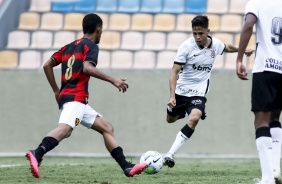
[82,13,103,34]
[191,15,209,29]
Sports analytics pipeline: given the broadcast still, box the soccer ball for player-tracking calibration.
[140,151,163,174]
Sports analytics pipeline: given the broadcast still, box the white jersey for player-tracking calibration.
[174,36,225,97]
[245,0,282,74]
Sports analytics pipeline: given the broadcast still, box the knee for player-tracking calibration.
[188,114,201,128]
[58,126,72,139]
[103,122,114,134]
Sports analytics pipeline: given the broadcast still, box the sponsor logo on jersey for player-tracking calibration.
[177,86,199,94]
[265,58,282,71]
[191,99,202,105]
[192,64,212,72]
[75,118,80,126]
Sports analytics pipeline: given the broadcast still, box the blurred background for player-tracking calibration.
[0,0,258,158]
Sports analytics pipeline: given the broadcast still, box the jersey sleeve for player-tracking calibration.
[213,38,225,55]
[51,47,65,65]
[245,0,258,18]
[174,42,189,65]
[84,43,99,66]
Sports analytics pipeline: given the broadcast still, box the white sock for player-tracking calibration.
[256,137,274,182]
[168,131,188,156]
[271,127,282,174]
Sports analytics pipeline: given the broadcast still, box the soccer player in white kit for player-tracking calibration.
[236,0,282,184]
[163,15,254,168]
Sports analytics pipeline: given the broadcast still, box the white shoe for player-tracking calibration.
[273,170,282,184]
[253,178,275,184]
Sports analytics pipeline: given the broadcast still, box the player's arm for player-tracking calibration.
[43,58,60,101]
[224,44,254,56]
[237,14,256,62]
[236,13,257,80]
[168,64,182,108]
[83,61,128,93]
[224,44,238,53]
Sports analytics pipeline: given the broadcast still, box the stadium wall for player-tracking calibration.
[1,70,257,157]
[0,0,30,49]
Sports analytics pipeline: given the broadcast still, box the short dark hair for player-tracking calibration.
[82,13,103,34]
[191,15,209,29]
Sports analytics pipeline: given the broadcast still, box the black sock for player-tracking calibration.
[270,120,282,128]
[181,124,194,138]
[255,127,271,139]
[35,137,59,160]
[110,146,130,170]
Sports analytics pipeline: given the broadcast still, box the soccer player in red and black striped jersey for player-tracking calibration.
[25,13,147,178]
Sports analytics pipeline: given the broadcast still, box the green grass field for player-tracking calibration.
[0,157,262,184]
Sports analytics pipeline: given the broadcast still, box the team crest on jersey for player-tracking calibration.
[210,47,216,58]
[75,118,80,126]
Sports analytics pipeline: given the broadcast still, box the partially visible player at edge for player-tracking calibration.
[25,13,147,178]
[162,15,254,168]
[236,0,282,184]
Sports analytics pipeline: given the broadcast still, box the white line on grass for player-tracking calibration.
[0,164,24,168]
[0,163,85,168]
[0,152,260,158]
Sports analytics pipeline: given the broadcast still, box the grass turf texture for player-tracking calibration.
[0,157,262,184]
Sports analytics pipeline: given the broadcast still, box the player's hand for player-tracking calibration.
[244,49,254,57]
[236,62,248,80]
[112,78,129,93]
[167,97,176,108]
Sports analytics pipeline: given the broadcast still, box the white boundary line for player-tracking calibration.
[0,163,84,168]
[0,164,24,168]
[0,152,259,158]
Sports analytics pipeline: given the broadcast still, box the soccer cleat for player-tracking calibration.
[25,150,42,178]
[163,155,175,168]
[274,170,282,184]
[123,163,148,177]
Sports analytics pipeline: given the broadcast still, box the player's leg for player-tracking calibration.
[254,111,274,183]
[270,109,282,184]
[164,108,202,168]
[80,105,147,177]
[164,96,206,168]
[167,105,187,123]
[26,102,84,178]
[166,94,189,123]
[252,72,280,184]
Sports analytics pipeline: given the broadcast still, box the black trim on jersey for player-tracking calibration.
[198,35,213,50]
[205,79,210,94]
[221,45,226,55]
[174,61,185,65]
[245,12,257,20]
[87,60,97,66]
[207,35,213,48]
[51,57,59,66]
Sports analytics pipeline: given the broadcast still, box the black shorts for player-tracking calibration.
[252,71,282,112]
[167,94,207,120]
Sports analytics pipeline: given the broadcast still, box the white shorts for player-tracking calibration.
[59,102,102,129]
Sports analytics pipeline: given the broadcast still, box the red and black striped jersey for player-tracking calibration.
[51,38,99,109]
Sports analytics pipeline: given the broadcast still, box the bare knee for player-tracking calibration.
[92,117,114,135]
[188,110,202,129]
[47,124,73,141]
[103,122,114,134]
